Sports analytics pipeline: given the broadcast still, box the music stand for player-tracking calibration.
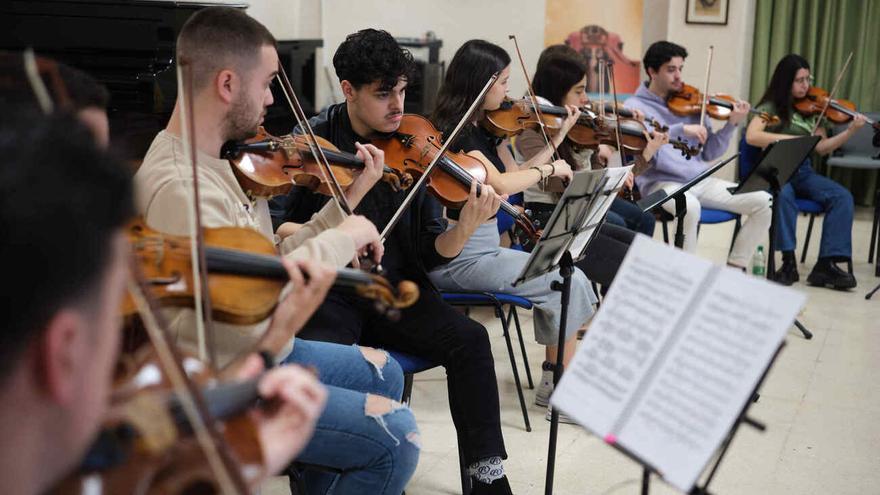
[731,136,819,339]
[637,154,739,249]
[513,166,629,495]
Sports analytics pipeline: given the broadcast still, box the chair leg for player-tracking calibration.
[508,305,533,389]
[288,467,307,495]
[870,202,880,263]
[591,280,601,308]
[497,303,531,432]
[401,373,414,405]
[729,217,742,255]
[662,219,669,244]
[459,437,471,495]
[801,213,816,264]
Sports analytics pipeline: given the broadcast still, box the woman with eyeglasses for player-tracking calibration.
[746,54,866,290]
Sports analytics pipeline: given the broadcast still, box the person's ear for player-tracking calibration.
[340,80,357,103]
[35,310,87,405]
[216,69,237,105]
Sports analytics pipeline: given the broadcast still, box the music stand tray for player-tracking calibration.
[636,154,739,213]
[513,166,628,495]
[731,135,819,195]
[734,136,819,277]
[514,167,629,286]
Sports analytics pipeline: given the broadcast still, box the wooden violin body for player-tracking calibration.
[125,219,419,324]
[372,114,541,242]
[667,83,780,125]
[794,86,879,129]
[53,348,265,495]
[480,98,574,138]
[223,127,414,198]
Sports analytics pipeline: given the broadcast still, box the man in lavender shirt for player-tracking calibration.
[625,41,771,270]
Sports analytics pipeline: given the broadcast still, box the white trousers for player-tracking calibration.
[654,177,772,267]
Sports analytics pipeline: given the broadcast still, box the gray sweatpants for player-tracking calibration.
[429,220,597,346]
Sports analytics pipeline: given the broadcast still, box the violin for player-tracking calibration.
[583,100,669,132]
[222,127,414,198]
[794,86,879,129]
[53,345,267,495]
[124,219,419,324]
[480,97,597,138]
[483,98,697,159]
[592,115,699,159]
[667,83,780,125]
[372,113,541,242]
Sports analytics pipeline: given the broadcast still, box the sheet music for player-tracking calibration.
[551,236,712,436]
[618,267,805,491]
[568,166,631,258]
[514,169,610,285]
[551,236,806,492]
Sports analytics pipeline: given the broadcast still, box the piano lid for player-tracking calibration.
[0,0,249,160]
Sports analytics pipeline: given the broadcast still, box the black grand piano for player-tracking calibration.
[0,0,321,162]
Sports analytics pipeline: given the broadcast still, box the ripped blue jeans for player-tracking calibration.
[282,338,420,494]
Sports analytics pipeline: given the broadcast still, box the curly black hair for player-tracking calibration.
[333,29,416,91]
[642,41,688,79]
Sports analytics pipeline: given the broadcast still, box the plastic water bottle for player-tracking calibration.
[752,246,766,277]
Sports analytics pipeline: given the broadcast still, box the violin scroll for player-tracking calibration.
[355,278,420,321]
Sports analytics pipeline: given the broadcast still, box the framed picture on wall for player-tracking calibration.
[685,0,729,25]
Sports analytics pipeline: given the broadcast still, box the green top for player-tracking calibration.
[755,101,832,136]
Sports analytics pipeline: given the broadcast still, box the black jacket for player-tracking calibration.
[269,103,454,287]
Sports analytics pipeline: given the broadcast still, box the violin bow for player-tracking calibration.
[699,45,714,130]
[379,73,499,242]
[599,60,605,120]
[605,61,628,167]
[509,34,562,166]
[126,271,250,494]
[810,51,853,135]
[276,63,354,217]
[176,59,219,368]
[22,48,54,114]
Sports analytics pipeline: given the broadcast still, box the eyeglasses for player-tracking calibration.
[794,75,814,85]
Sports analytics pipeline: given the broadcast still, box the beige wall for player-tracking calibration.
[544,0,643,61]
[248,0,546,110]
[246,0,321,39]
[641,0,756,178]
[318,0,546,108]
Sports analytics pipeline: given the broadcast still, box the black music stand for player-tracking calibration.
[635,343,784,495]
[513,167,628,495]
[731,136,819,339]
[637,154,739,249]
[732,135,819,278]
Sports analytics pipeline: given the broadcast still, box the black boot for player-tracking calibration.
[807,258,857,290]
[470,475,513,495]
[774,259,799,286]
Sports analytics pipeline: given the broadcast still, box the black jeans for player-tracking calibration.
[298,287,507,465]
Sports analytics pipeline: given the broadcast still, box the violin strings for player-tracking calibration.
[276,64,354,216]
[378,75,499,242]
[126,275,248,495]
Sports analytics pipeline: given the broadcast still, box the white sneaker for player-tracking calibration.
[545,406,577,425]
[535,369,553,407]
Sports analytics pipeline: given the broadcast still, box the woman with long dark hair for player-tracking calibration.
[746,54,865,289]
[516,44,664,238]
[430,40,597,430]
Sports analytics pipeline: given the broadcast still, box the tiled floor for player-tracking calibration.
[402,206,880,494]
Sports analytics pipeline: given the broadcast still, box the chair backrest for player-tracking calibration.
[496,192,523,235]
[831,111,880,157]
[738,132,764,182]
